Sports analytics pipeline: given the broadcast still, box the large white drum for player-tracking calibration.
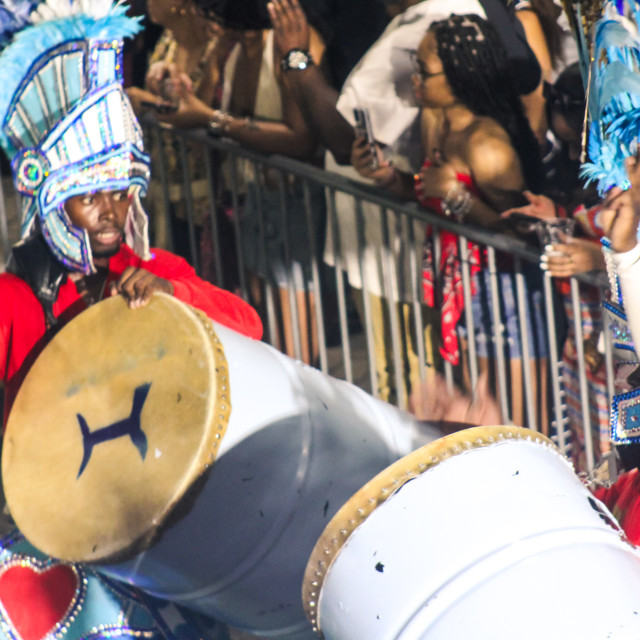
[2,294,438,639]
[304,425,640,640]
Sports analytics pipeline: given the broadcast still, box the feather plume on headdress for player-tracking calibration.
[572,1,640,194]
[561,0,604,83]
[0,0,141,156]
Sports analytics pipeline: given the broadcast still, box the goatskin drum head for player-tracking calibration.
[2,293,230,563]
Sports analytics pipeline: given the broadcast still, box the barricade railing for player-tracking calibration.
[0,120,616,477]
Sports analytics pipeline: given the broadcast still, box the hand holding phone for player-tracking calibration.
[353,107,379,170]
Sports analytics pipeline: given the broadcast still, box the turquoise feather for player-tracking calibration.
[0,3,141,152]
[580,2,640,193]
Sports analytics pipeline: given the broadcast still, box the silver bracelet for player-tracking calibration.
[207,110,233,136]
[441,183,471,220]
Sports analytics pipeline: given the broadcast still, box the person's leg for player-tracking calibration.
[353,291,395,403]
[292,288,318,365]
[403,301,440,407]
[276,263,318,365]
[499,268,550,431]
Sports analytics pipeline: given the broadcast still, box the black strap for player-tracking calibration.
[478,0,542,95]
[6,235,67,328]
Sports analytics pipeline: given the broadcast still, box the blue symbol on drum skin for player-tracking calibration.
[76,383,152,478]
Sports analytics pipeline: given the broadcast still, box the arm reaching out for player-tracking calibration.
[267,0,355,162]
[501,191,558,222]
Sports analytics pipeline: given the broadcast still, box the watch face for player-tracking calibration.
[285,49,311,70]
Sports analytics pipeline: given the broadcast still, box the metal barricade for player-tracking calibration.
[0,121,616,475]
[141,123,618,475]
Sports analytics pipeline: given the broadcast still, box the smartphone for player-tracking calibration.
[140,100,178,115]
[353,107,379,170]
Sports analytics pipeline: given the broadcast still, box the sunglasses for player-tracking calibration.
[410,51,445,81]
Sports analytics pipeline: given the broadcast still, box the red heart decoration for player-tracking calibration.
[0,562,79,640]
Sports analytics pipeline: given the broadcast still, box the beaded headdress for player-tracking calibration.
[562,0,640,194]
[563,1,640,445]
[0,0,150,273]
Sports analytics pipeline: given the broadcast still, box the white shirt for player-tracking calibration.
[336,0,485,165]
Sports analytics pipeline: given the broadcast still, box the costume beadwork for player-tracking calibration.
[0,0,150,274]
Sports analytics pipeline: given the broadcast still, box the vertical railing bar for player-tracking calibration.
[177,133,199,274]
[251,161,278,348]
[514,258,537,430]
[277,171,302,361]
[543,272,567,454]
[433,229,454,389]
[151,125,174,252]
[303,178,327,372]
[355,196,379,398]
[487,247,510,421]
[203,144,225,288]
[571,276,595,471]
[380,203,405,410]
[228,157,248,300]
[408,215,427,380]
[328,187,353,382]
[460,235,479,395]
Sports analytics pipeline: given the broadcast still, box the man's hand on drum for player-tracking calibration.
[111,267,174,308]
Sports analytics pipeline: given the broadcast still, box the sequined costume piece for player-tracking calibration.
[0,530,228,640]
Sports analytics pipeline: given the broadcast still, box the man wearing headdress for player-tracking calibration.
[0,1,259,637]
[0,0,262,425]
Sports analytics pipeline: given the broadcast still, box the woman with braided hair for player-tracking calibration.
[353,13,548,428]
[415,13,543,213]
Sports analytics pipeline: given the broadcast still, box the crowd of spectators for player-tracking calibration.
[124,0,618,468]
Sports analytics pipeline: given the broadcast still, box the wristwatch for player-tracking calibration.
[280,48,314,72]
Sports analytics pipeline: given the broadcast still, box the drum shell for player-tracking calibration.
[315,436,640,640]
[97,323,434,638]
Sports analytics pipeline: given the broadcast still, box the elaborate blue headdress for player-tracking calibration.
[564,0,640,194]
[0,0,151,274]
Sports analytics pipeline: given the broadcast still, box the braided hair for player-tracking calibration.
[429,13,543,192]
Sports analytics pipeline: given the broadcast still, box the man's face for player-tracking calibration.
[64,189,130,261]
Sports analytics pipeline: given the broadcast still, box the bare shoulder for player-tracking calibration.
[466,119,521,181]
